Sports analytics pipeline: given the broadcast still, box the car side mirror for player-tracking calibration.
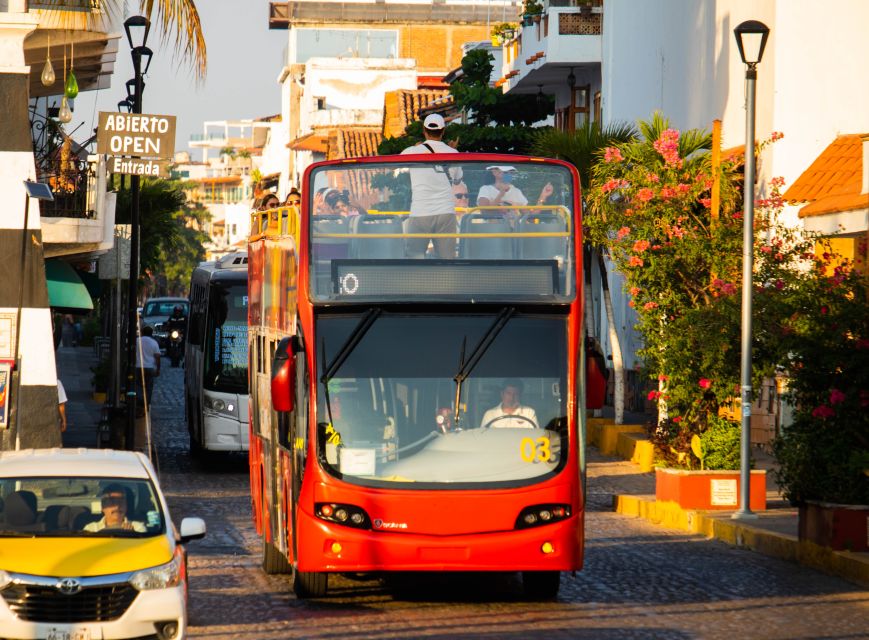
[271,336,295,413]
[179,517,206,543]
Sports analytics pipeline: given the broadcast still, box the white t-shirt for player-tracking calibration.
[135,336,161,369]
[83,517,147,533]
[477,184,529,207]
[57,380,67,404]
[480,404,538,429]
[401,140,461,217]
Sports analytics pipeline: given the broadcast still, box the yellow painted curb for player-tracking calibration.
[585,417,612,448]
[613,493,869,588]
[599,424,645,457]
[616,431,655,472]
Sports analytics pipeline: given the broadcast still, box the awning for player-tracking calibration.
[45,259,94,311]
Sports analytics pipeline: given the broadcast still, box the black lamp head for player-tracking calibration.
[124,15,151,50]
[734,20,770,67]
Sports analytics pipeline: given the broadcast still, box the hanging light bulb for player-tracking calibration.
[64,41,78,99]
[58,96,72,123]
[41,34,55,86]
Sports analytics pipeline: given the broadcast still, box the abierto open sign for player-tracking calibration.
[96,112,176,159]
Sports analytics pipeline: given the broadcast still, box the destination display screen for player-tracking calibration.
[330,260,557,298]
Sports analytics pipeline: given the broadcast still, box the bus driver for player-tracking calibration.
[480,379,539,429]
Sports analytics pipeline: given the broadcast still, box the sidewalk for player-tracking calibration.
[56,345,102,448]
[587,410,869,589]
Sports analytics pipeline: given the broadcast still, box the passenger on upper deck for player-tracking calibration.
[324,189,364,217]
[400,114,462,259]
[477,166,554,222]
[284,188,301,208]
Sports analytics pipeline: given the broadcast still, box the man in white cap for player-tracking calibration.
[400,114,462,259]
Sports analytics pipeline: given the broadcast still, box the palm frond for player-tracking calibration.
[141,0,207,81]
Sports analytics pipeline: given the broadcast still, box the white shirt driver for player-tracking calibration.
[480,405,538,429]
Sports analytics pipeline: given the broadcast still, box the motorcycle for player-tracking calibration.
[167,328,184,368]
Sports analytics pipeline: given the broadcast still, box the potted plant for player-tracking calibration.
[584,116,832,511]
[772,261,869,550]
[491,22,517,46]
[90,357,110,403]
[522,0,543,26]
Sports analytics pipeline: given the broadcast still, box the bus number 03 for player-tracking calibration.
[520,437,551,463]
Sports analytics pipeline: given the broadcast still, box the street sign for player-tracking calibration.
[96,112,176,159]
[107,156,171,177]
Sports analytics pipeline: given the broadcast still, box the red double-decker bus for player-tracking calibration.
[247,153,604,599]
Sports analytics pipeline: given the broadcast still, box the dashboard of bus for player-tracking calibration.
[315,310,570,489]
[306,158,578,304]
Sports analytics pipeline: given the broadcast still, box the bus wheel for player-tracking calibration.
[293,570,328,598]
[522,571,560,600]
[262,537,290,575]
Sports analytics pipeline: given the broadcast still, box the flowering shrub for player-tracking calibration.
[585,113,846,471]
[772,262,869,504]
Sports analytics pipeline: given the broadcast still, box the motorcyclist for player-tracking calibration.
[165,305,187,367]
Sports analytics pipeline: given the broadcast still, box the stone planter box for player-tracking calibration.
[799,501,869,552]
[655,467,767,511]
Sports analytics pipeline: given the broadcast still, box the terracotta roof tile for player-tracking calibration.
[382,89,451,138]
[799,192,869,218]
[329,128,383,160]
[783,134,867,203]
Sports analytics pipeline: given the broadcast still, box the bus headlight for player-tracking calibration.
[515,504,571,529]
[203,394,238,418]
[130,553,182,591]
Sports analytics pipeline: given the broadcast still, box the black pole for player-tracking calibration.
[125,52,144,450]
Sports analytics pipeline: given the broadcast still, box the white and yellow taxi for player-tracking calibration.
[0,448,206,640]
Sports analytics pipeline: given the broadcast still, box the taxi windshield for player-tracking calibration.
[0,477,165,537]
[307,159,576,303]
[316,312,569,489]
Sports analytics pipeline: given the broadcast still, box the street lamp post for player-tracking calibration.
[124,15,153,450]
[732,19,769,520]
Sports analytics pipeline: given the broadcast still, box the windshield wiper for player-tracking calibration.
[452,307,515,427]
[320,309,382,427]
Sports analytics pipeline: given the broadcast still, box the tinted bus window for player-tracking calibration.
[205,283,249,393]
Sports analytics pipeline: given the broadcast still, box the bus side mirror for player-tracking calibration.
[271,337,295,412]
[585,338,608,410]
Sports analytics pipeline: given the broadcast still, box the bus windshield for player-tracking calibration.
[307,159,576,303]
[316,312,568,488]
[204,282,249,393]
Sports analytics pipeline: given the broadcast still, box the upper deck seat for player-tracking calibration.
[351,214,405,259]
[517,211,568,261]
[459,212,514,260]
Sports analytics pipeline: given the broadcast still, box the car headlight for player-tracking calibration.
[0,570,11,589]
[130,552,182,591]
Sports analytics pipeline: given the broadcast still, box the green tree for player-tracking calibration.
[531,121,638,423]
[378,49,554,154]
[114,177,209,295]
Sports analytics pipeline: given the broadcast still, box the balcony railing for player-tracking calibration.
[29,0,101,10]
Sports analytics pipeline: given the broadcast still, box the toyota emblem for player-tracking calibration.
[57,578,82,595]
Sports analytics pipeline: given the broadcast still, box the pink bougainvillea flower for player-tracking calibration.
[636,188,655,202]
[820,305,829,315]
[774,279,784,290]
[829,389,846,405]
[603,146,624,163]
[770,176,785,188]
[616,226,631,240]
[659,186,676,199]
[672,416,682,423]
[628,256,644,267]
[699,198,712,208]
[643,301,659,310]
[646,173,660,183]
[676,183,691,193]
[770,131,784,141]
[630,286,641,296]
[811,405,835,419]
[658,374,669,382]
[601,178,622,194]
[760,245,772,254]
[698,378,712,389]
[633,239,651,253]
[647,390,661,401]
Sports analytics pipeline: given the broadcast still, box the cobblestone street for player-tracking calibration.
[145,366,869,639]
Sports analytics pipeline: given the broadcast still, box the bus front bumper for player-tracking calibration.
[296,512,581,573]
[202,414,249,451]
